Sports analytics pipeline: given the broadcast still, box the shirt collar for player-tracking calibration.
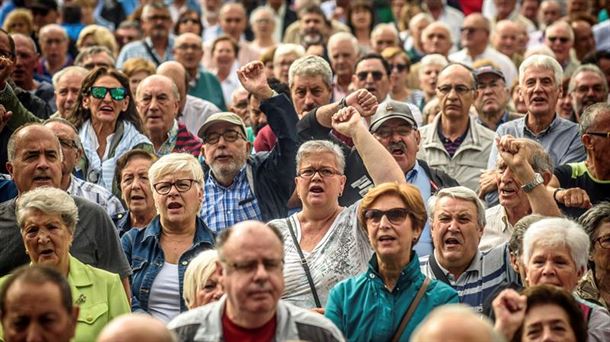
[523,113,561,137]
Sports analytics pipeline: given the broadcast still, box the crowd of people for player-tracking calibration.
[0,0,610,341]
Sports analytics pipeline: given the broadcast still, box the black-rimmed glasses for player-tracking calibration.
[153,179,197,195]
[203,130,245,145]
[297,168,342,179]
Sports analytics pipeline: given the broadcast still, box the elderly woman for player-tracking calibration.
[121,153,215,322]
[67,67,153,194]
[113,149,158,236]
[325,183,459,341]
[577,202,610,309]
[121,58,157,99]
[182,249,223,310]
[417,54,448,111]
[9,187,130,341]
[248,6,277,55]
[3,8,34,35]
[382,47,424,110]
[268,105,406,309]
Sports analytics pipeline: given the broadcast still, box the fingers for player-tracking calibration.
[237,61,264,78]
[562,188,593,208]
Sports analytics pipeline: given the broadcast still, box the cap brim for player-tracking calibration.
[370,113,417,132]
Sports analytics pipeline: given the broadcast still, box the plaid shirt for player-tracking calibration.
[200,166,262,232]
[67,176,125,218]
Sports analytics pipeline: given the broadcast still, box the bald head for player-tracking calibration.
[411,305,501,342]
[492,20,520,57]
[217,220,284,261]
[157,61,187,110]
[97,314,176,342]
[175,32,202,47]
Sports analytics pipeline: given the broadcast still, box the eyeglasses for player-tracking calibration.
[297,167,342,178]
[586,131,610,138]
[179,18,199,24]
[437,84,474,95]
[58,137,78,149]
[548,36,569,44]
[153,179,197,195]
[203,130,245,145]
[364,208,410,225]
[89,86,128,101]
[356,71,385,81]
[83,62,111,70]
[374,126,413,139]
[594,235,610,249]
[223,258,284,274]
[390,63,408,73]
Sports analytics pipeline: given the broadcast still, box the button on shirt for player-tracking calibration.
[201,166,262,232]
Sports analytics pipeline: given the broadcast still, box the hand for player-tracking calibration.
[310,307,325,314]
[496,135,538,183]
[237,61,273,100]
[345,89,378,117]
[492,289,527,341]
[0,104,12,133]
[331,106,365,138]
[555,188,592,208]
[0,55,14,87]
[478,169,498,199]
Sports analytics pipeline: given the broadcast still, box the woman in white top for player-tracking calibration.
[248,6,277,56]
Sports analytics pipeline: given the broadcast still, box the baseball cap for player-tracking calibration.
[197,112,248,140]
[369,100,417,133]
[474,65,505,82]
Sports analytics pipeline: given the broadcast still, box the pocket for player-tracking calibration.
[131,256,148,272]
[77,302,108,325]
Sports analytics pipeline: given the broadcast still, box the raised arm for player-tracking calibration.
[315,89,378,128]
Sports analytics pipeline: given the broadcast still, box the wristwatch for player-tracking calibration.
[521,173,544,193]
[337,96,347,110]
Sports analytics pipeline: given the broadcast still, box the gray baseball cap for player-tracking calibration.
[474,65,505,82]
[369,100,417,133]
[197,112,248,140]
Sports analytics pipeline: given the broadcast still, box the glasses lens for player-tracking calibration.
[175,179,193,191]
[204,133,220,144]
[364,209,383,222]
[154,182,171,194]
[109,87,127,100]
[224,131,239,142]
[90,86,108,99]
[386,208,408,224]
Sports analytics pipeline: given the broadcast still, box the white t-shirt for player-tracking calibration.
[148,262,180,323]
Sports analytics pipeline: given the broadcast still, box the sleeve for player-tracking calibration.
[587,306,610,342]
[559,131,586,164]
[553,164,574,187]
[324,284,346,335]
[486,131,501,170]
[107,273,131,318]
[0,83,43,131]
[93,208,132,279]
[296,108,332,144]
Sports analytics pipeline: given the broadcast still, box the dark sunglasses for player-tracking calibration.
[179,18,200,24]
[356,71,384,81]
[548,36,569,44]
[364,208,409,225]
[89,86,127,101]
[390,63,408,72]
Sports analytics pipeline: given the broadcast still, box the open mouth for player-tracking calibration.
[99,105,114,112]
[130,194,145,201]
[391,147,405,157]
[167,202,183,209]
[214,154,232,162]
[365,86,377,94]
[378,235,396,243]
[39,248,54,257]
[500,187,517,196]
[309,185,324,193]
[444,237,461,247]
[32,175,52,182]
[531,96,547,104]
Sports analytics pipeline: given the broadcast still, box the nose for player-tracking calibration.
[378,214,392,228]
[26,323,44,342]
[541,260,556,276]
[252,261,270,281]
[446,219,461,232]
[304,92,315,106]
[212,285,224,300]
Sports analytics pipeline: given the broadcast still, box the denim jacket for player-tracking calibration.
[121,216,215,313]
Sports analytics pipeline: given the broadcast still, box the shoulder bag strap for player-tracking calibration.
[143,41,161,66]
[286,217,322,308]
[429,252,452,285]
[390,277,431,342]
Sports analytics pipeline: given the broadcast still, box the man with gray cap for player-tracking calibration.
[197,61,298,232]
[473,65,523,132]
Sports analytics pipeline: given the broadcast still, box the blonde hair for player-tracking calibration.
[182,250,219,309]
[3,9,34,34]
[76,25,119,57]
[121,57,156,78]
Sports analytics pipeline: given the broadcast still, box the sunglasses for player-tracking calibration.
[364,208,409,225]
[548,36,569,43]
[356,71,384,81]
[179,18,199,24]
[390,63,408,72]
[89,86,128,101]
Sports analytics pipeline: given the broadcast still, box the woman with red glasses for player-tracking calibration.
[67,67,153,195]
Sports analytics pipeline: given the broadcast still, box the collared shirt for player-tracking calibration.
[200,166,262,232]
[180,95,222,136]
[437,124,468,158]
[188,66,226,111]
[154,120,202,157]
[476,111,511,131]
[480,204,514,252]
[116,36,176,69]
[67,175,125,218]
[407,162,434,257]
[157,119,179,156]
[420,245,516,312]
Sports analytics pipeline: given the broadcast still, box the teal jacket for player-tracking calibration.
[325,252,459,341]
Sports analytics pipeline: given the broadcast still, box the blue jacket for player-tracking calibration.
[325,252,459,341]
[121,216,215,313]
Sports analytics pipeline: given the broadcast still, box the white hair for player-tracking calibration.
[296,140,345,174]
[273,43,305,65]
[327,32,358,55]
[519,54,563,87]
[288,55,332,89]
[249,6,276,28]
[419,54,449,77]
[408,12,433,32]
[428,186,486,228]
[421,21,453,46]
[148,153,204,186]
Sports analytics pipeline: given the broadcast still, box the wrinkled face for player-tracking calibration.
[80,52,114,70]
[365,194,421,260]
[21,210,72,268]
[521,304,577,342]
[475,73,509,116]
[120,156,155,216]
[141,7,172,40]
[422,26,452,55]
[436,65,476,119]
[520,0,539,21]
[202,122,250,180]
[350,7,372,30]
[83,75,130,127]
[128,71,151,97]
[494,0,517,19]
[300,13,325,37]
[373,118,420,173]
[252,11,275,36]
[290,74,332,116]
[328,39,357,79]
[54,71,85,117]
[570,71,607,117]
[174,35,204,70]
[460,16,488,50]
[212,40,236,69]
[540,2,561,26]
[520,66,561,118]
[591,221,610,287]
[525,244,582,291]
[229,90,249,122]
[136,79,179,136]
[7,127,62,193]
[273,52,298,84]
[220,6,246,39]
[571,21,595,59]
[6,18,29,34]
[12,35,37,86]
[295,152,346,209]
[152,170,203,224]
[583,111,610,169]
[493,24,519,57]
[431,197,483,272]
[220,228,284,318]
[2,281,77,342]
[193,270,223,308]
[388,55,409,87]
[44,121,80,177]
[40,29,68,65]
[353,58,391,102]
[420,63,442,95]
[495,158,529,210]
[372,28,398,54]
[544,26,572,63]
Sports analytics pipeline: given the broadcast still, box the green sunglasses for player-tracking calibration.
[89,86,128,101]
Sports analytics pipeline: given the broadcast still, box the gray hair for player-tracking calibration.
[578,202,610,254]
[16,187,78,235]
[10,33,38,54]
[580,102,610,135]
[408,12,433,32]
[522,217,590,272]
[142,1,169,16]
[519,54,563,87]
[523,45,556,59]
[148,152,204,186]
[428,186,486,228]
[421,21,453,46]
[74,45,116,67]
[509,214,546,256]
[371,23,399,43]
[545,20,574,43]
[296,140,345,174]
[273,43,305,65]
[43,117,84,151]
[568,64,609,97]
[497,139,553,174]
[327,32,358,55]
[288,55,332,89]
[419,54,449,77]
[249,6,276,28]
[136,74,180,102]
[39,24,68,41]
[52,66,89,88]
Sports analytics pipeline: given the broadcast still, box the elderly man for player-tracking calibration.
[282,4,348,47]
[371,23,400,54]
[73,46,115,70]
[116,1,174,68]
[411,304,501,342]
[135,74,201,157]
[98,314,176,342]
[474,66,522,132]
[52,66,88,118]
[197,61,298,231]
[491,0,536,33]
[0,124,131,285]
[327,32,358,100]
[544,21,579,78]
[449,14,518,87]
[288,54,333,118]
[568,64,608,120]
[168,221,344,341]
[403,13,433,64]
[421,0,463,49]
[572,20,596,62]
[37,24,71,79]
[173,32,226,110]
[406,22,453,89]
[420,185,517,311]
[273,43,305,85]
[491,20,523,66]
[538,0,561,30]
[1,266,79,342]
[418,63,495,192]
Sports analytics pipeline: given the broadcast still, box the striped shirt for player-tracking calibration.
[420,245,517,312]
[67,176,125,218]
[157,120,202,157]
